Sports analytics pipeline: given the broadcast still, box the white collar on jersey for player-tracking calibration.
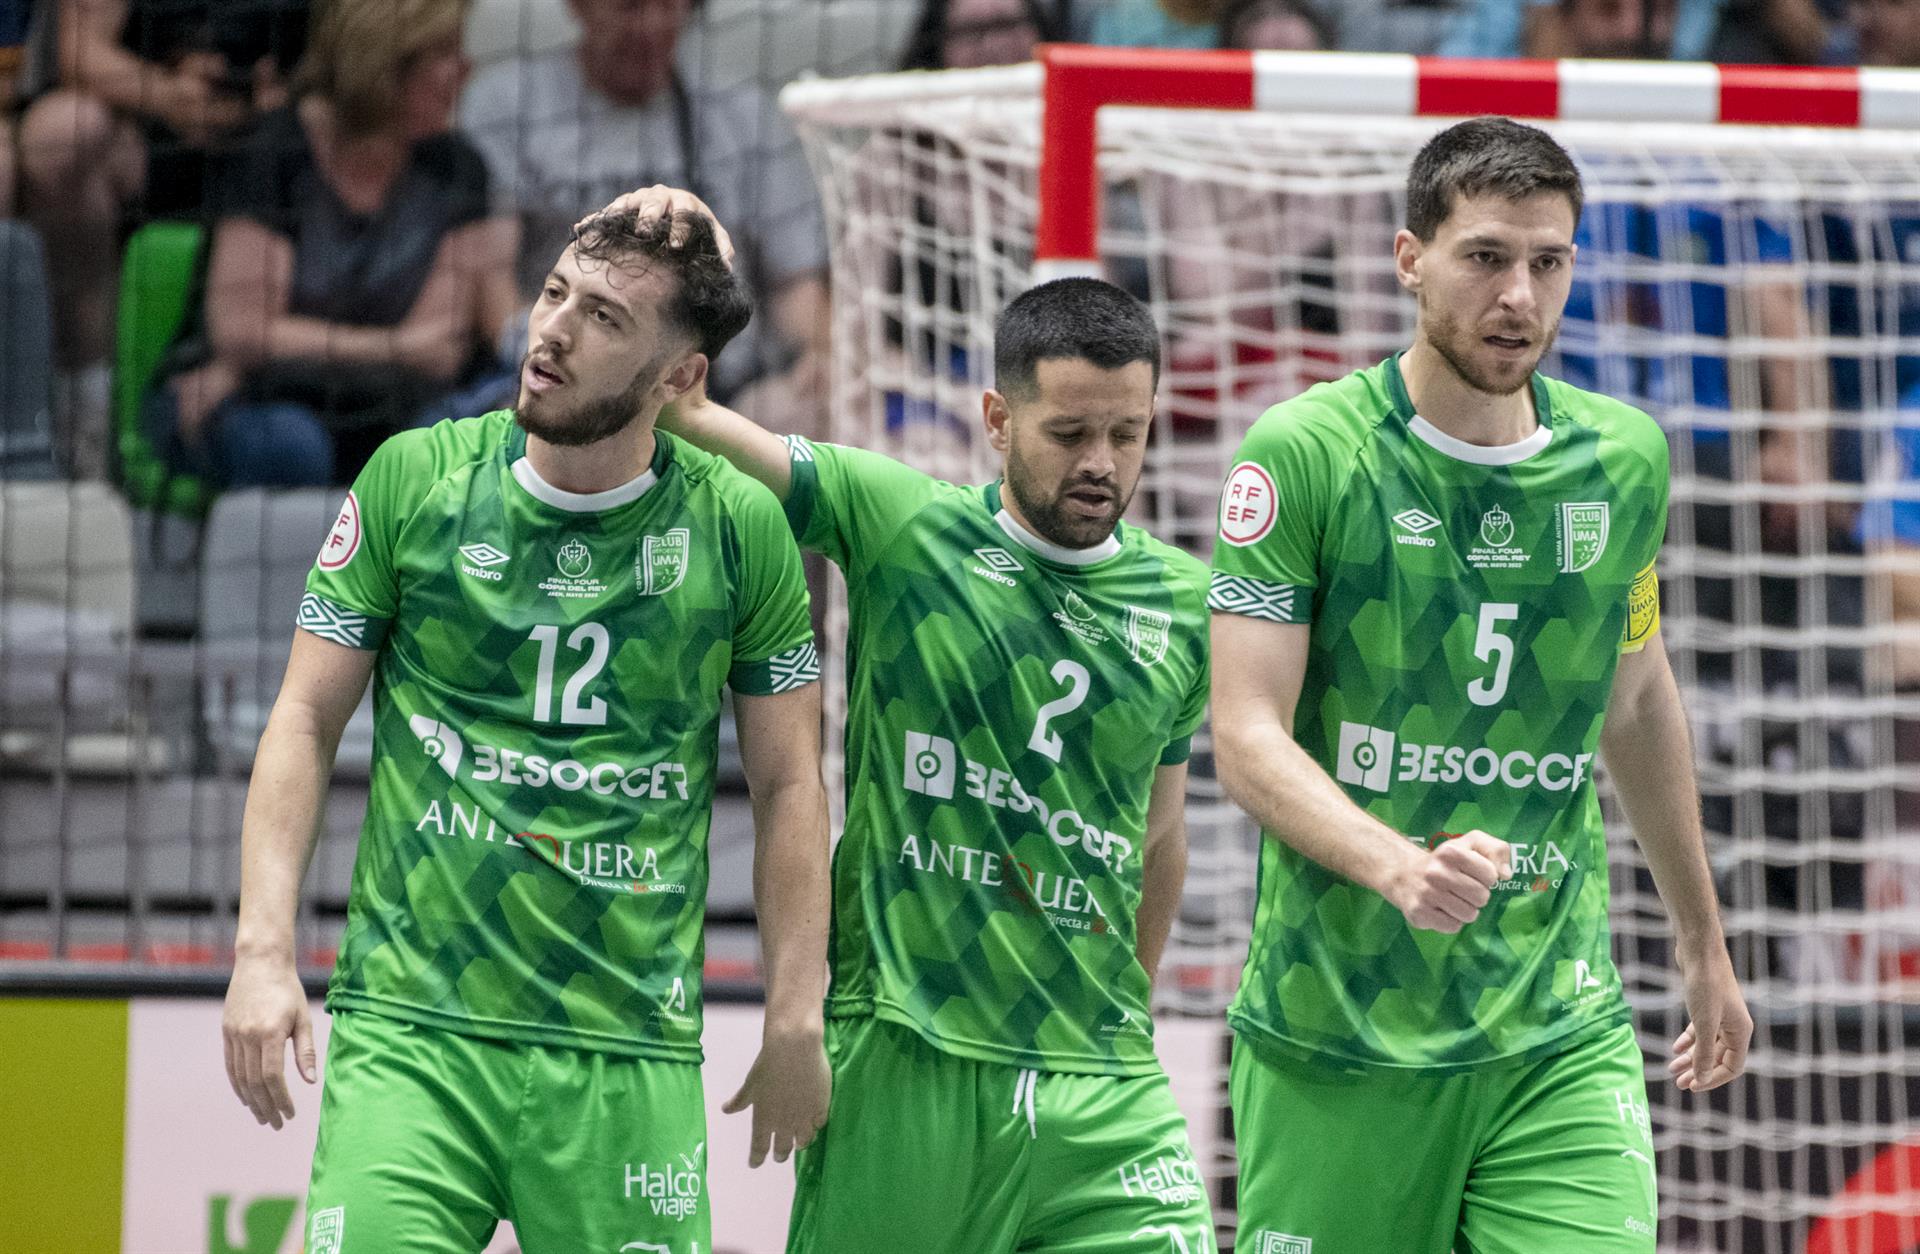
[993,506,1122,566]
[511,457,659,512]
[1407,414,1553,466]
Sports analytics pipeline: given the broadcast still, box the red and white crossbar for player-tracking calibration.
[1034,45,1920,280]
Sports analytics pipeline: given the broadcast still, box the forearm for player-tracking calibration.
[58,5,167,115]
[1134,830,1185,987]
[232,713,339,962]
[659,394,794,499]
[1601,684,1727,958]
[749,777,831,1033]
[1217,717,1418,895]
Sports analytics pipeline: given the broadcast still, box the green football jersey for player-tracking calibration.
[301,412,817,1061]
[785,436,1210,1076]
[1211,356,1668,1071]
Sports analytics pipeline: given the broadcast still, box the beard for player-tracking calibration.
[1420,290,1559,398]
[1004,440,1134,550]
[513,352,663,448]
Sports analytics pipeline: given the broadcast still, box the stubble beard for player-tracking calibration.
[513,353,664,448]
[1421,291,1559,398]
[1003,440,1133,550]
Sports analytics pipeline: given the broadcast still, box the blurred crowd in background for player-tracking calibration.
[0,0,1912,682]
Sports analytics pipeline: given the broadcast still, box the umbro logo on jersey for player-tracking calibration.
[970,547,1022,588]
[458,542,510,581]
[1392,508,1441,549]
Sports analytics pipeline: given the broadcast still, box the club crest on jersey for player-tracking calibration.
[1125,606,1171,666]
[636,528,690,596]
[307,1207,345,1254]
[1557,502,1610,573]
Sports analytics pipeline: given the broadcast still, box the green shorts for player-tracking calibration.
[305,1010,708,1254]
[1230,1021,1657,1254]
[788,1015,1215,1254]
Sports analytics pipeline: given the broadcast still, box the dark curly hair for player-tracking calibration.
[1405,118,1584,242]
[569,208,754,362]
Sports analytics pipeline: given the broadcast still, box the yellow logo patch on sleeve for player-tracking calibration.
[1622,559,1660,653]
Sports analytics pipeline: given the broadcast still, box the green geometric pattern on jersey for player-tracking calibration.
[301,413,816,1061]
[786,436,1210,1076]
[1210,357,1669,1071]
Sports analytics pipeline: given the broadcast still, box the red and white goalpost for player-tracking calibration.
[785,49,1920,1252]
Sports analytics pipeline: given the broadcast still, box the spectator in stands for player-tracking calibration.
[1441,0,1719,59]
[901,0,1078,68]
[17,0,308,479]
[2,0,23,216]
[1219,0,1333,47]
[1089,0,1221,47]
[1851,0,1920,61]
[463,0,827,413]
[143,0,516,489]
[3,0,59,478]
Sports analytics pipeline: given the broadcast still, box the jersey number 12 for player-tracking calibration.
[530,623,610,725]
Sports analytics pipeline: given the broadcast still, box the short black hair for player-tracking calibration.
[1404,117,1584,241]
[994,278,1160,398]
[569,208,753,361]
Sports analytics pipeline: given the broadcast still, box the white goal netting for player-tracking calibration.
[787,71,1920,1253]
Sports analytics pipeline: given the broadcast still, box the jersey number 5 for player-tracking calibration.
[1467,603,1519,707]
[1028,659,1092,763]
[530,623,610,725]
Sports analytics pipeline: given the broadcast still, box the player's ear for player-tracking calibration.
[983,389,1013,452]
[659,352,709,404]
[1393,228,1423,293]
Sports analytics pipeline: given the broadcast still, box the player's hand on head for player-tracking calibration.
[1386,830,1512,934]
[722,1023,831,1167]
[1668,952,1752,1092]
[584,184,736,269]
[221,954,318,1131]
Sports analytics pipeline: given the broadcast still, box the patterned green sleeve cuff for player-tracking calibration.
[1159,735,1193,766]
[782,434,819,539]
[297,592,390,651]
[730,640,821,695]
[1207,572,1310,624]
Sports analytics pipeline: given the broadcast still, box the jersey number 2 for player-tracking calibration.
[1467,603,1519,707]
[1028,659,1091,763]
[530,623,610,725]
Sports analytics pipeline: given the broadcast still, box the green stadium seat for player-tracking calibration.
[113,221,210,515]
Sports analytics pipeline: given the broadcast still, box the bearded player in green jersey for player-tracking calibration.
[601,185,1216,1253]
[1209,117,1753,1254]
[220,207,833,1254]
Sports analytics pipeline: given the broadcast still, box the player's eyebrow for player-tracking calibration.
[1457,234,1572,258]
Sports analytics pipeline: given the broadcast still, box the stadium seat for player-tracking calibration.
[0,481,180,772]
[112,221,210,516]
[197,488,375,776]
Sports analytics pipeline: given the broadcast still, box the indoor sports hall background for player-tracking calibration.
[2,1,1918,1251]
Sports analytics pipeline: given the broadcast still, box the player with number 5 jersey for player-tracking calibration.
[1209,119,1753,1254]
[630,183,1216,1254]
[221,206,833,1254]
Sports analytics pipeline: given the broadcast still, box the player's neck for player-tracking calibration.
[524,424,658,496]
[1399,340,1540,449]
